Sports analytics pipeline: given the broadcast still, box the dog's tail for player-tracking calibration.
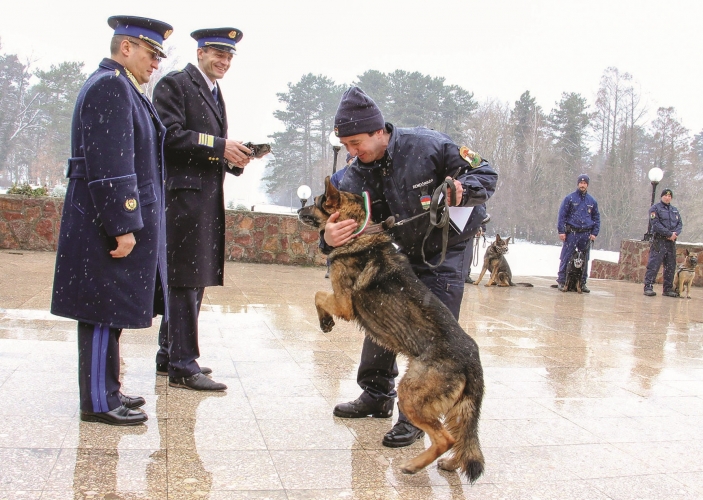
[508,278,534,287]
[444,381,485,483]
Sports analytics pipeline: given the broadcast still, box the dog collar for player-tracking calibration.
[351,191,372,237]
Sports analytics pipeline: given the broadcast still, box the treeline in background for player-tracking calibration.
[2,38,702,251]
[264,68,703,251]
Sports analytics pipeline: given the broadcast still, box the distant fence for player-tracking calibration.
[0,194,325,266]
[7,194,698,281]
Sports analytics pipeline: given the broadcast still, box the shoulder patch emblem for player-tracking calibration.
[650,212,656,219]
[124,198,138,212]
[459,146,482,168]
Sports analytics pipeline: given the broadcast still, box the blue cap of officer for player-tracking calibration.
[661,188,673,198]
[108,15,173,58]
[577,174,590,185]
[191,28,243,54]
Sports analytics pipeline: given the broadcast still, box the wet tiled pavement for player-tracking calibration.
[1,249,702,499]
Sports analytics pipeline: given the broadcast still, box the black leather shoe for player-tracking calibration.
[663,290,679,297]
[581,285,591,293]
[333,398,393,418]
[169,372,227,391]
[644,289,656,296]
[118,393,145,409]
[382,420,425,448]
[80,405,148,426]
[156,364,212,376]
[465,275,474,284]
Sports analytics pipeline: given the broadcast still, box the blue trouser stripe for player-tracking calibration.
[90,324,110,413]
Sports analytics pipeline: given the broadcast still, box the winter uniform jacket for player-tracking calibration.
[557,190,601,236]
[328,123,497,260]
[51,58,168,329]
[152,63,242,288]
[649,201,683,239]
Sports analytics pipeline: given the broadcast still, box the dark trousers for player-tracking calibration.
[78,322,122,413]
[644,239,676,291]
[156,286,204,377]
[356,240,468,423]
[558,231,591,285]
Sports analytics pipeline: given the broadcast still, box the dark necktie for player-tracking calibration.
[212,85,222,115]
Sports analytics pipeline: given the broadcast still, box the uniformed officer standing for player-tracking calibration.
[51,16,172,425]
[152,28,252,391]
[557,174,600,292]
[324,87,497,448]
[644,188,683,297]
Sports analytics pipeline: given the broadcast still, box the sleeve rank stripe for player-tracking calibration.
[198,133,215,147]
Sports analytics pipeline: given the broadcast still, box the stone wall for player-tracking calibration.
[591,239,703,286]
[0,194,326,266]
[0,195,62,251]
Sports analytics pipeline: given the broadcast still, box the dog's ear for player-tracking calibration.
[323,176,341,209]
[495,234,502,242]
[505,237,511,244]
[685,249,690,256]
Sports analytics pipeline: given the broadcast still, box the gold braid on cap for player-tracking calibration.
[138,34,164,51]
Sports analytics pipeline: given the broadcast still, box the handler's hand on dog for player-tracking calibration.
[111,233,135,258]
[324,212,358,247]
[446,177,463,206]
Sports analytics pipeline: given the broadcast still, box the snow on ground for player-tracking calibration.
[469,238,619,279]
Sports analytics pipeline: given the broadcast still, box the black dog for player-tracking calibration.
[563,248,585,293]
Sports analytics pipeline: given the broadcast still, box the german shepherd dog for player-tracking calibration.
[563,248,585,293]
[298,177,485,482]
[673,249,698,299]
[473,235,533,287]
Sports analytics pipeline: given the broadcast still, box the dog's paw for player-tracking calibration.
[400,461,422,474]
[472,282,479,286]
[319,316,335,332]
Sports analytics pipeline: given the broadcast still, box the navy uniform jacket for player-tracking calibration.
[51,58,168,329]
[649,201,682,239]
[332,123,497,259]
[153,63,242,288]
[557,190,600,235]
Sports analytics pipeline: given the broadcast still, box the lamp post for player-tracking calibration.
[328,131,342,174]
[297,184,311,209]
[643,167,664,241]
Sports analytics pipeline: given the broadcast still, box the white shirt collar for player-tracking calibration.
[196,65,216,92]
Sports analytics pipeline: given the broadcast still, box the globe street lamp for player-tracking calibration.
[643,167,664,241]
[297,184,311,209]
[329,131,342,174]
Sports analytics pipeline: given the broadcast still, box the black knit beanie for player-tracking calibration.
[334,87,385,138]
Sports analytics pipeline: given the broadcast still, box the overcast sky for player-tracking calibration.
[2,0,701,203]
[2,0,702,138]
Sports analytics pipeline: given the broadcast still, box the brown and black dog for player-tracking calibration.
[298,177,485,483]
[473,235,533,287]
[674,249,698,299]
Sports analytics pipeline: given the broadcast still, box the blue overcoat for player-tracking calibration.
[51,58,168,329]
